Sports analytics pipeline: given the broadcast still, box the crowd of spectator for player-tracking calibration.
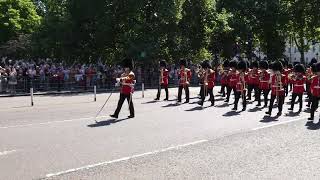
[0,57,208,95]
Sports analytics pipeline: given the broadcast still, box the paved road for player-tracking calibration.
[0,87,318,180]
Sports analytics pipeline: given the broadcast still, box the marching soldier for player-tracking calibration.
[219,60,230,97]
[308,62,320,120]
[266,61,286,116]
[198,61,216,106]
[283,60,290,97]
[306,58,318,107]
[155,60,169,101]
[287,64,294,92]
[233,60,248,111]
[247,61,259,101]
[288,64,306,112]
[110,58,135,119]
[225,60,238,103]
[257,61,270,107]
[177,59,192,103]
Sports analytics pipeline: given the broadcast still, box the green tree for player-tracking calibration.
[0,0,41,46]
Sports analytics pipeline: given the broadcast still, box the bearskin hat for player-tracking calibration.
[294,64,305,73]
[179,59,187,67]
[259,61,269,70]
[201,60,211,69]
[271,61,283,72]
[316,62,320,73]
[312,63,318,73]
[310,58,318,66]
[122,58,134,70]
[159,60,167,68]
[250,61,259,68]
[237,60,248,71]
[229,60,238,68]
[223,60,230,68]
[288,63,294,69]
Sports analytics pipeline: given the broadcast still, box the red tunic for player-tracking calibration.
[311,76,320,97]
[270,74,286,96]
[228,71,238,88]
[283,69,290,85]
[220,70,229,85]
[178,69,192,86]
[207,70,216,89]
[160,69,169,86]
[259,71,270,90]
[120,72,135,95]
[292,76,306,94]
[247,69,259,85]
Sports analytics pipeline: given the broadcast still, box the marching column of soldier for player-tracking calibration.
[110,57,320,122]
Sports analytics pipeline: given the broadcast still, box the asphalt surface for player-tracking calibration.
[0,87,318,180]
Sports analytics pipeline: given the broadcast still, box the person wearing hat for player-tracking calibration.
[288,64,306,112]
[308,62,320,120]
[306,59,318,107]
[155,60,169,101]
[265,61,286,116]
[257,61,271,107]
[287,63,294,92]
[225,60,238,103]
[219,60,230,97]
[247,61,260,101]
[198,61,216,106]
[282,60,290,96]
[177,59,192,103]
[110,58,135,119]
[233,60,248,111]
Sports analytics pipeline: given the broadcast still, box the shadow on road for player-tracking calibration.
[185,106,207,111]
[141,100,158,104]
[162,103,181,107]
[222,111,241,117]
[305,121,320,130]
[87,118,129,128]
[260,116,279,123]
[248,107,264,112]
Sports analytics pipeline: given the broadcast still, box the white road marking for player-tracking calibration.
[0,150,17,156]
[252,116,308,131]
[45,139,208,178]
[0,116,109,129]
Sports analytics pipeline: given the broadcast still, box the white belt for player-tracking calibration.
[260,81,268,83]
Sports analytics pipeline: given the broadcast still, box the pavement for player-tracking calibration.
[0,87,319,180]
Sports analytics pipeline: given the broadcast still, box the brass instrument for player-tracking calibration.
[240,72,246,101]
[276,72,283,102]
[160,69,164,85]
[217,64,224,75]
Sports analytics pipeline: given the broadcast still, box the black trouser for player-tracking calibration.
[285,84,289,96]
[156,84,169,100]
[200,86,215,105]
[290,93,303,110]
[226,86,235,102]
[114,93,134,116]
[257,89,270,106]
[268,95,285,114]
[178,85,189,102]
[234,91,246,109]
[247,84,259,100]
[221,84,227,97]
[289,83,293,91]
[310,96,320,119]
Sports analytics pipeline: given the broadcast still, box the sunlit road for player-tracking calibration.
[0,87,319,180]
